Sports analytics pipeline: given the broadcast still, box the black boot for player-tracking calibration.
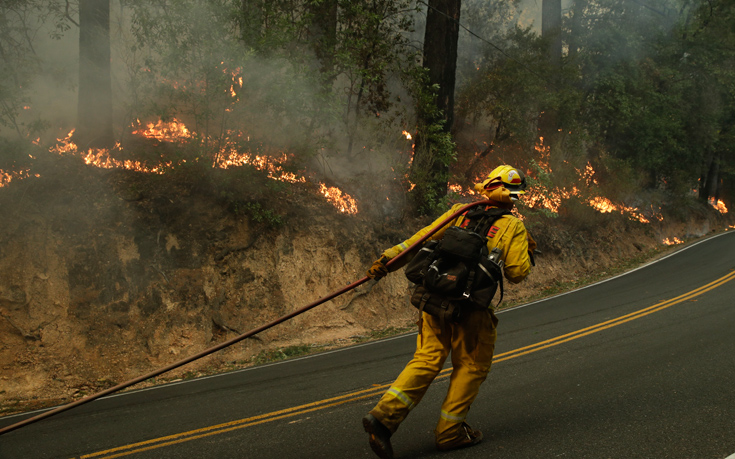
[362,413,394,459]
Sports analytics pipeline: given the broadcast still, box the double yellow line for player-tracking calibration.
[78,270,735,459]
[494,269,735,364]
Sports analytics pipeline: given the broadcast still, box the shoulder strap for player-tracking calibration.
[459,207,511,238]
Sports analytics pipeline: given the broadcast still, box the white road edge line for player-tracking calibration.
[501,229,733,313]
[3,230,733,421]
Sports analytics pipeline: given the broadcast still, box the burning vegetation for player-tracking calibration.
[34,120,359,215]
[1,127,729,241]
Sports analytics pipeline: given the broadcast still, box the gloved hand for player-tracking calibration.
[367,256,390,280]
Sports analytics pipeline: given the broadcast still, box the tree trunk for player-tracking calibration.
[410,0,461,214]
[308,0,338,80]
[568,0,586,62]
[542,0,562,69]
[702,152,721,202]
[422,0,461,134]
[538,0,562,143]
[76,0,113,149]
[240,0,263,47]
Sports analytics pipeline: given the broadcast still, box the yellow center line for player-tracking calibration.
[77,270,735,459]
[493,270,735,362]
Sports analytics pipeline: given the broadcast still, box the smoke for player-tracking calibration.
[2,0,690,209]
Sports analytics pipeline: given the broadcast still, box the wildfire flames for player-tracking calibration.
[451,150,660,224]
[319,184,358,214]
[1,168,38,188]
[662,237,684,245]
[131,119,191,142]
[2,127,732,225]
[51,129,173,174]
[36,120,359,214]
[708,197,728,214]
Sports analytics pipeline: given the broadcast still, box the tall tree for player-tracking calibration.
[239,0,263,48]
[538,0,561,143]
[76,0,113,149]
[542,0,562,68]
[410,0,461,214]
[308,0,338,80]
[567,0,586,62]
[423,0,461,134]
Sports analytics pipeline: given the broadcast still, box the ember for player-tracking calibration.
[662,237,683,245]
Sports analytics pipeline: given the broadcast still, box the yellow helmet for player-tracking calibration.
[474,165,527,200]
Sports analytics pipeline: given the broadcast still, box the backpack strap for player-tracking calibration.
[461,208,509,308]
[459,207,510,235]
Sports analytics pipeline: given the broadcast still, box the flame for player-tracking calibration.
[523,141,660,223]
[81,148,172,174]
[580,162,598,186]
[402,130,412,140]
[534,137,552,172]
[53,129,78,154]
[662,237,683,245]
[452,140,662,225]
[50,131,173,174]
[588,196,616,213]
[524,183,581,214]
[448,183,465,194]
[42,120,359,214]
[1,169,29,188]
[319,184,358,215]
[708,198,728,214]
[132,119,191,142]
[586,196,651,223]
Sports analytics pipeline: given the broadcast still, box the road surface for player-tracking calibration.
[2,231,735,458]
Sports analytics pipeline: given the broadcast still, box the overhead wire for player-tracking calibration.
[416,0,546,80]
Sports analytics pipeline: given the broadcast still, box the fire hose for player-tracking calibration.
[0,200,493,436]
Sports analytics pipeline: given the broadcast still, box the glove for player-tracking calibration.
[367,256,390,280]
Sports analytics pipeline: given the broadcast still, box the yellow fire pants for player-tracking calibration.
[369,307,498,446]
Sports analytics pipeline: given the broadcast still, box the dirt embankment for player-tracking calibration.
[0,159,730,413]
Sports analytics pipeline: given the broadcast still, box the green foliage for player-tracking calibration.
[4,0,735,215]
[408,69,457,215]
[242,201,284,227]
[565,0,735,198]
[125,0,247,135]
[456,25,549,147]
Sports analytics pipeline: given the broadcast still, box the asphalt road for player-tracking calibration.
[2,231,735,459]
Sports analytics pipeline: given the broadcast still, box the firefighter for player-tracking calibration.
[362,165,532,458]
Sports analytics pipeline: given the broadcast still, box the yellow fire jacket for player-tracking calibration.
[382,188,531,284]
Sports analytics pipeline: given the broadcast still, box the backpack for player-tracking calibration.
[404,207,509,322]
